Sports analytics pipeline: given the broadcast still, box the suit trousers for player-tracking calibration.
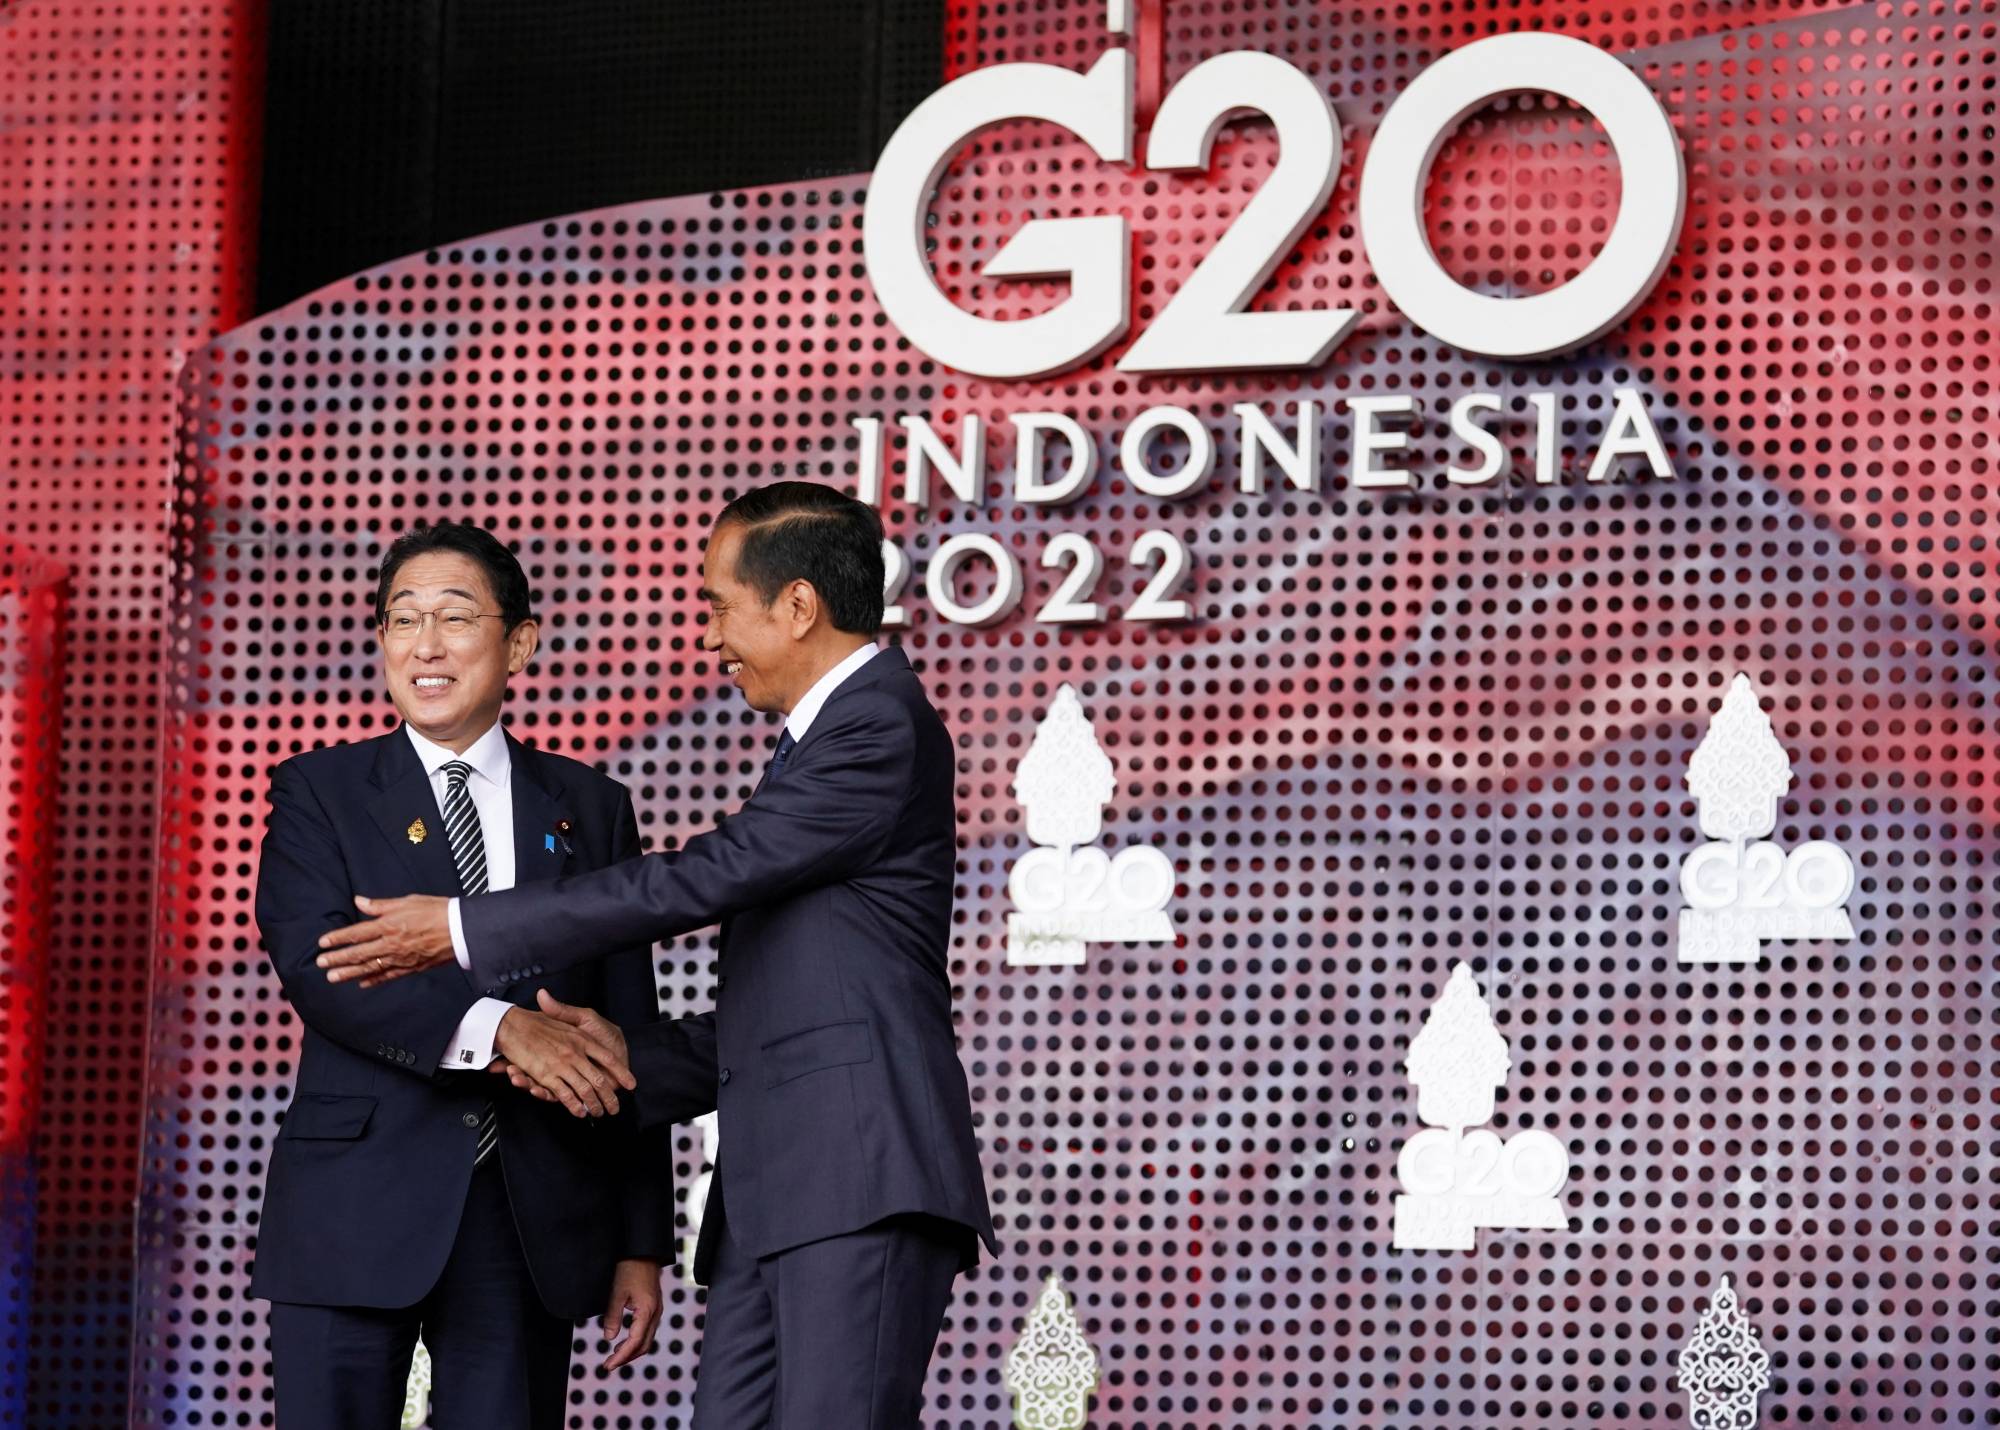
[692,1205,966,1430]
[268,1157,572,1430]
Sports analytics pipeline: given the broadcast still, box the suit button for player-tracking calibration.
[461,1112,481,1128]
[719,1068,732,1086]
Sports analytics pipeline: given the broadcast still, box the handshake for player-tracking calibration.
[491,990,635,1118]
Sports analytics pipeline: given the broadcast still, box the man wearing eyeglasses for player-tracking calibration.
[249,522,671,1430]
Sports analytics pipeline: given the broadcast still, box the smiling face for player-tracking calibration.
[379,551,538,751]
[700,519,814,715]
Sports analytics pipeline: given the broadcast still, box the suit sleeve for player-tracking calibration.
[460,689,914,990]
[255,759,482,1077]
[627,1012,718,1133]
[595,785,680,1259]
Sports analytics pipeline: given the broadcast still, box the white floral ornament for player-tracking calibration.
[1686,676,1794,844]
[1678,674,1856,963]
[401,1338,432,1430]
[1676,1274,1772,1430]
[1006,686,1175,966]
[1013,685,1116,848]
[1405,961,1511,1131]
[1392,962,1570,1251]
[1004,1273,1101,1430]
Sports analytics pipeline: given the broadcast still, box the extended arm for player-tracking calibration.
[257,760,480,1074]
[598,787,681,1253]
[461,691,912,990]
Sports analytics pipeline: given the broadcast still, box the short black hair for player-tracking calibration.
[374,521,536,631]
[715,481,885,635]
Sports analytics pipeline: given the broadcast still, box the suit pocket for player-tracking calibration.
[761,1020,873,1088]
[279,1093,377,1140]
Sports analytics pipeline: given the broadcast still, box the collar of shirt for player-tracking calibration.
[404,718,512,788]
[784,643,880,744]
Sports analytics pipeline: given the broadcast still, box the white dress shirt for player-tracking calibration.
[784,641,881,744]
[446,642,881,973]
[403,720,518,1070]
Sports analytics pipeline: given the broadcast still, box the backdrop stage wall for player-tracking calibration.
[132,1,1997,1427]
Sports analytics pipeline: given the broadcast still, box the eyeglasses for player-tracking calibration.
[378,606,504,643]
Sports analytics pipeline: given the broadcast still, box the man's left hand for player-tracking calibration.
[600,1258,664,1371]
[315,894,455,986]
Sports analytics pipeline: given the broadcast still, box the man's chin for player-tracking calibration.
[731,678,777,713]
[403,711,466,741]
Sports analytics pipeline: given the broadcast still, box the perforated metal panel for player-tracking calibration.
[136,2,1999,1427]
[0,551,65,1428]
[0,2,260,1424]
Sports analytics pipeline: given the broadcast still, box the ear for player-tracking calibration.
[785,579,821,639]
[506,618,541,673]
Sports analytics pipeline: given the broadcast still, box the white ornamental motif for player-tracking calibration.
[1404,961,1511,1132]
[1676,1275,1773,1430]
[1004,1273,1101,1430]
[1392,962,1570,1252]
[1006,685,1175,966]
[1687,676,1794,843]
[401,1338,432,1430]
[1013,685,1116,847]
[1678,674,1856,963]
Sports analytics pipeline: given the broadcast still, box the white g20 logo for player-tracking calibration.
[864,33,1686,380]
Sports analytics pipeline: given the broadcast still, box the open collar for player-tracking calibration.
[783,642,884,744]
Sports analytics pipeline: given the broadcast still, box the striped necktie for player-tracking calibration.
[441,760,498,1166]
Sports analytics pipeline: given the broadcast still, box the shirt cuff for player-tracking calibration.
[439,997,513,1071]
[448,896,472,971]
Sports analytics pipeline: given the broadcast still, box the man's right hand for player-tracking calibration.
[492,996,635,1118]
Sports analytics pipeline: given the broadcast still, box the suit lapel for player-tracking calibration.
[503,735,576,1006]
[365,730,464,896]
[788,645,908,765]
[506,733,574,889]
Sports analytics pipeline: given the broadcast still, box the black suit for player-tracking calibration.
[251,727,671,1429]
[461,647,995,1428]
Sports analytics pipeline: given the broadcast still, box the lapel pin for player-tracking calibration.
[548,818,574,855]
[407,817,428,845]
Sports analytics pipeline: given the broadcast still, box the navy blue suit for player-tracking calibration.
[251,728,671,1429]
[460,647,995,1429]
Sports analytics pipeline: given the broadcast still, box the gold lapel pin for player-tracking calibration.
[407,817,428,844]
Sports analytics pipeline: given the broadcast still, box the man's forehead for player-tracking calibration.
[388,552,494,600]
[700,526,741,590]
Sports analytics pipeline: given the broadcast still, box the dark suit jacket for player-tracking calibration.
[461,647,996,1281]
[249,727,673,1316]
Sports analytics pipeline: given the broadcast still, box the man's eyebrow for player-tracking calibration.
[697,587,720,602]
[387,586,481,604]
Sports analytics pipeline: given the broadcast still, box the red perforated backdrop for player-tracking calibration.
[32,0,2000,1426]
[0,2,261,1424]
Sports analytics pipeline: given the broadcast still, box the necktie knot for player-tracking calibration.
[442,759,473,792]
[767,731,797,783]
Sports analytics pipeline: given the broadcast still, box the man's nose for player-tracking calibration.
[699,626,722,652]
[413,622,448,658]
